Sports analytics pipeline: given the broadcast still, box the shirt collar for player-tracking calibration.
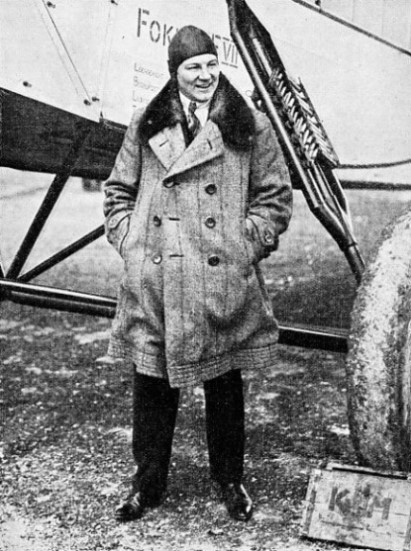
[179,92,210,127]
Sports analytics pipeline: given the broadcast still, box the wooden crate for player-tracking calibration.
[301,463,411,551]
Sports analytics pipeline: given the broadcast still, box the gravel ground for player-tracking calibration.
[2,172,411,550]
[1,307,354,551]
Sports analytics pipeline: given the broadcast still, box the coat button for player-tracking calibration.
[208,255,220,266]
[152,254,162,264]
[205,184,217,195]
[153,215,162,226]
[263,231,275,244]
[205,217,216,228]
[108,216,121,229]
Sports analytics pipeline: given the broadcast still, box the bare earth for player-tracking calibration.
[2,172,410,550]
[1,308,356,551]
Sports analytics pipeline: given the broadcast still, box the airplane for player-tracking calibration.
[1,0,411,472]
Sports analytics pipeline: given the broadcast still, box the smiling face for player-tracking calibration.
[176,53,220,104]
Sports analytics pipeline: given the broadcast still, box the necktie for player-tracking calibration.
[187,101,201,140]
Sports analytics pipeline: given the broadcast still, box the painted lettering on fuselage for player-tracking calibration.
[136,7,239,68]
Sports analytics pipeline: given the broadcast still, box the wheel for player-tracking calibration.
[346,208,411,471]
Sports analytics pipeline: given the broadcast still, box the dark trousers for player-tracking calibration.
[131,369,244,501]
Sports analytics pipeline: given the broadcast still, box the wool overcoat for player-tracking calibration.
[103,75,292,388]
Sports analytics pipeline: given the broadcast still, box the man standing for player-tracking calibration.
[103,25,292,522]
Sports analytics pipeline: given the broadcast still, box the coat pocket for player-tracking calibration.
[105,212,131,257]
[244,217,263,264]
[119,215,132,258]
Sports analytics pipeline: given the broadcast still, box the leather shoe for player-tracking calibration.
[115,491,160,522]
[220,483,253,521]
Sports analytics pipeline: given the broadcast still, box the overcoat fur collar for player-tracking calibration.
[138,73,256,150]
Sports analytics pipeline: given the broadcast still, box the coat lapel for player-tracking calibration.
[148,125,186,172]
[164,121,224,181]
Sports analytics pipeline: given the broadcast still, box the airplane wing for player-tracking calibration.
[1,0,410,182]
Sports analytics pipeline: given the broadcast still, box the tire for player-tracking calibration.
[346,209,411,471]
